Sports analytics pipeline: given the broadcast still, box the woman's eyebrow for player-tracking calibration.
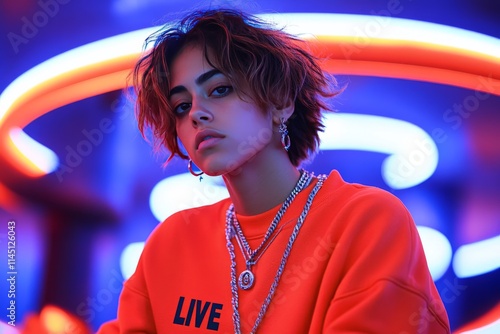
[169,69,222,97]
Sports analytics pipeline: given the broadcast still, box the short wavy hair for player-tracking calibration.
[133,8,339,166]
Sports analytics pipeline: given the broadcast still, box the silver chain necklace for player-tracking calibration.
[228,170,312,290]
[225,173,327,334]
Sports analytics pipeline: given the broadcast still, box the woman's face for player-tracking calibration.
[169,45,280,176]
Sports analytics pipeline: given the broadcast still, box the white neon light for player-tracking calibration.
[261,13,500,59]
[416,226,452,281]
[3,13,499,126]
[120,241,145,280]
[453,234,500,278]
[9,127,59,174]
[149,173,229,222]
[1,14,498,177]
[320,113,439,189]
[460,319,500,334]
[0,26,158,124]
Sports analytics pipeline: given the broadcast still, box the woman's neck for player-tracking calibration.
[222,150,301,216]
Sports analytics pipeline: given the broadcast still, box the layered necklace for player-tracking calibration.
[225,170,327,334]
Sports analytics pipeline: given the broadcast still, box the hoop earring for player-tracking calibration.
[279,117,291,151]
[188,159,204,180]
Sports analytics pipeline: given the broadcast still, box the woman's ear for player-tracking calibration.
[272,101,295,124]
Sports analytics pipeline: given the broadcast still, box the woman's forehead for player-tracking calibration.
[170,45,215,84]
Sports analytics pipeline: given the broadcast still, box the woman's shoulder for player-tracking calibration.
[317,170,417,248]
[167,197,231,223]
[145,197,231,245]
[320,170,406,208]
[315,170,413,233]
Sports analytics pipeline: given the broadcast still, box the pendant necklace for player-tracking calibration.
[229,219,291,290]
[225,172,327,334]
[228,169,312,290]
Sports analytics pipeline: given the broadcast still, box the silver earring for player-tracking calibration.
[188,159,204,181]
[279,117,291,151]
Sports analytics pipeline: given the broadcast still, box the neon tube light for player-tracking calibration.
[320,113,439,189]
[453,234,500,278]
[0,13,498,178]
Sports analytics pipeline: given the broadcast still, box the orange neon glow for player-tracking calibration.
[0,23,499,179]
[311,36,500,93]
[4,134,47,177]
[0,182,23,212]
[21,305,91,334]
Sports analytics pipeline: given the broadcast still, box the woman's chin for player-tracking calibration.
[202,165,243,178]
[200,165,227,177]
[202,170,220,177]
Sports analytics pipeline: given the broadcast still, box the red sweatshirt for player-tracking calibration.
[98,170,450,333]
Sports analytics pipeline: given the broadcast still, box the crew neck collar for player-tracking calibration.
[234,178,317,239]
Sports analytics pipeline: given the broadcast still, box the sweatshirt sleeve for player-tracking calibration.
[322,187,450,333]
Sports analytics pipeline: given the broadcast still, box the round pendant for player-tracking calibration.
[238,269,255,290]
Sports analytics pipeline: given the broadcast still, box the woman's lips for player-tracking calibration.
[195,129,225,150]
[197,136,223,150]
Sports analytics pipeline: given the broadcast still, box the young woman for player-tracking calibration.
[98,9,451,333]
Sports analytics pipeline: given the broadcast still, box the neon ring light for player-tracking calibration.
[0,13,499,178]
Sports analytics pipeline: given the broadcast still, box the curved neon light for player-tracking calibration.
[0,13,498,178]
[320,113,439,189]
[416,226,452,281]
[456,302,500,334]
[120,241,146,280]
[150,173,228,222]
[0,27,156,177]
[9,127,59,174]
[452,234,500,278]
[460,319,500,334]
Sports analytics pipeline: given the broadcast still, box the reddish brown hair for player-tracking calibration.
[133,9,339,166]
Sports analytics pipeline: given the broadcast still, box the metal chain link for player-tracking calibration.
[225,173,328,334]
[230,169,312,262]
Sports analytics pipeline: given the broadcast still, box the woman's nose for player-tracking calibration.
[189,100,213,126]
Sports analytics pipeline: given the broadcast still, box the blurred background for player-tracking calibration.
[0,0,499,332]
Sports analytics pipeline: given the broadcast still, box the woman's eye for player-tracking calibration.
[174,103,191,115]
[211,86,232,97]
